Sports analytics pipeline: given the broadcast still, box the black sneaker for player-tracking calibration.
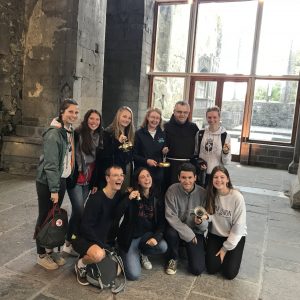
[75,261,89,286]
[166,259,177,275]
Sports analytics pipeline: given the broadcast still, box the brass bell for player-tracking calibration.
[119,140,133,152]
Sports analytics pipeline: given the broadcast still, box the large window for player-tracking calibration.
[194,1,256,74]
[150,0,300,151]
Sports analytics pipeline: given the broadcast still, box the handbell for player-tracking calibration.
[191,206,207,219]
[119,140,133,152]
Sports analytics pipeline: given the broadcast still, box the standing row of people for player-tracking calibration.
[34,98,246,284]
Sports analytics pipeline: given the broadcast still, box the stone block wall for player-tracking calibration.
[0,0,24,136]
[74,0,107,116]
[246,143,294,170]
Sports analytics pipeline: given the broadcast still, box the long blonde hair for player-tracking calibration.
[108,106,135,143]
[140,107,162,129]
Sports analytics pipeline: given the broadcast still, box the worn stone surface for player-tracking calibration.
[1,164,300,300]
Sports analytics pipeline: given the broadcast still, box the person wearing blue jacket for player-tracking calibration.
[133,108,168,192]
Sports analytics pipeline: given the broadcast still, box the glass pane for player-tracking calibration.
[152,77,185,121]
[222,82,247,155]
[192,81,217,129]
[194,1,257,74]
[250,80,298,142]
[154,4,190,72]
[257,0,300,75]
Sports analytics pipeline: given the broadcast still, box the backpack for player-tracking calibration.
[86,249,126,294]
[195,129,227,156]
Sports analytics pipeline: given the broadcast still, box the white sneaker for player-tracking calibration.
[37,254,58,270]
[140,254,152,270]
[63,243,79,257]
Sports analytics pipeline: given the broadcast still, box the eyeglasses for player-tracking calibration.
[175,111,189,115]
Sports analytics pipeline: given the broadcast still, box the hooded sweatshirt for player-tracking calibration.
[195,126,231,174]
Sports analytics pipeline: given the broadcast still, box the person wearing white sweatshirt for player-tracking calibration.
[205,165,247,280]
[194,106,231,187]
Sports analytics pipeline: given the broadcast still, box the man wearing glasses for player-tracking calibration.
[164,101,199,188]
[72,165,124,285]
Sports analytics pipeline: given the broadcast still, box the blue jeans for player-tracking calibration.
[66,184,90,241]
[121,232,168,281]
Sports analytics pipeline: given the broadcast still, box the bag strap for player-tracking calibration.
[105,249,127,294]
[221,131,227,148]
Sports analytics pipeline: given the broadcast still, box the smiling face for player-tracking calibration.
[173,104,190,124]
[61,104,79,126]
[147,111,161,130]
[212,170,229,193]
[106,167,125,192]
[118,109,132,129]
[206,110,220,131]
[138,169,153,191]
[178,170,196,193]
[87,112,101,132]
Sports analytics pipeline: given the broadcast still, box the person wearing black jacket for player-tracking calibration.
[98,106,135,189]
[133,108,169,192]
[164,101,199,187]
[111,167,168,281]
[63,109,103,256]
[72,165,126,286]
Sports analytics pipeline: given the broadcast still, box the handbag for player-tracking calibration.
[35,204,68,249]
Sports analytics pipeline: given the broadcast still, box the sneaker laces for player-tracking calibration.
[168,259,176,269]
[141,254,150,264]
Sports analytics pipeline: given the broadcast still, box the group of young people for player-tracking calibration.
[34,98,247,286]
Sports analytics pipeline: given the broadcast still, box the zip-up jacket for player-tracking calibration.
[36,126,74,192]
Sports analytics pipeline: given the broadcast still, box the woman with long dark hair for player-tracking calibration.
[35,98,79,270]
[205,165,247,280]
[63,109,103,256]
[112,167,167,280]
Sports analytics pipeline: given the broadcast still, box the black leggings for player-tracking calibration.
[205,232,246,280]
[35,180,66,254]
[164,226,206,275]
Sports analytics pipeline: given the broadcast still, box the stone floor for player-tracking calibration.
[0,163,300,300]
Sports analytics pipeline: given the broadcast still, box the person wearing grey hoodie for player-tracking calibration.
[194,106,231,187]
[164,163,208,276]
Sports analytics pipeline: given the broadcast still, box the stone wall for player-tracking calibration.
[241,143,294,170]
[102,0,154,127]
[74,0,107,116]
[22,0,79,126]
[0,0,24,136]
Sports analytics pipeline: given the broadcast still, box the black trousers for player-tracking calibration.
[164,226,206,275]
[35,179,66,254]
[205,232,246,280]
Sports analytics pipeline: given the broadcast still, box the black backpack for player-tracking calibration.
[86,249,126,294]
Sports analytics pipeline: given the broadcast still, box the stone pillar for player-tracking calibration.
[290,164,300,208]
[102,0,155,127]
[288,110,300,174]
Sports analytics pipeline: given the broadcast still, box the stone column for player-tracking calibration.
[288,109,300,174]
[102,0,155,127]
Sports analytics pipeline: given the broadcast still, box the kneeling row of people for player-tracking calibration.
[71,163,247,285]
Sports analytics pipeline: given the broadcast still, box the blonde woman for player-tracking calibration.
[133,108,168,192]
[99,106,135,187]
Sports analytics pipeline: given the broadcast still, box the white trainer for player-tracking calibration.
[140,254,152,270]
[62,243,79,257]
